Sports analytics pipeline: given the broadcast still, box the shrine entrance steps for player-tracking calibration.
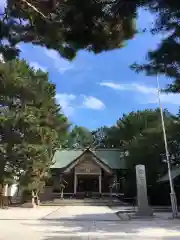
[41,196,128,207]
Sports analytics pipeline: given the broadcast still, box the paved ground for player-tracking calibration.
[1,206,180,239]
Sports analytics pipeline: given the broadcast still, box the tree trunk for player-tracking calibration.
[21,190,36,207]
[0,184,8,208]
[32,190,35,206]
[34,190,40,206]
[36,195,40,206]
[60,187,64,199]
[0,184,3,208]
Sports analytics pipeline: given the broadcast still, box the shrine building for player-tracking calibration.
[44,148,127,198]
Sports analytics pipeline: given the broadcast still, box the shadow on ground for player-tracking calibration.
[21,211,180,240]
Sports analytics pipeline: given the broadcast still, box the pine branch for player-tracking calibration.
[21,0,48,20]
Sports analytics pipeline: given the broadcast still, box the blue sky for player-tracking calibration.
[1,3,180,130]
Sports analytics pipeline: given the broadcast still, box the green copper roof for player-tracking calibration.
[92,149,126,169]
[51,149,126,170]
[51,150,83,169]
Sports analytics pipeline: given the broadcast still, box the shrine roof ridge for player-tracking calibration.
[51,148,126,170]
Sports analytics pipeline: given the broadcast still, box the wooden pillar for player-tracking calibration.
[99,175,102,194]
[74,172,77,194]
[60,188,64,199]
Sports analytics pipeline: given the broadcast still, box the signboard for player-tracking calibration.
[135,165,153,216]
[75,159,101,174]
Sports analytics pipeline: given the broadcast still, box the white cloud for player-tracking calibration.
[44,49,73,73]
[30,62,47,72]
[56,93,76,116]
[99,81,156,93]
[99,82,125,90]
[148,92,180,105]
[132,84,180,105]
[99,81,180,105]
[132,83,157,94]
[55,93,105,115]
[82,96,105,110]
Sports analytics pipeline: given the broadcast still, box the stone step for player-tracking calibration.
[41,201,124,206]
[41,198,128,206]
[53,199,121,202]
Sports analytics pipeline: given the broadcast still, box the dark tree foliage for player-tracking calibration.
[64,125,93,148]
[92,109,180,185]
[0,59,69,200]
[0,0,136,60]
[131,1,180,92]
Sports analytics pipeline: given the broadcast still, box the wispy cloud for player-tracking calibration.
[149,92,180,105]
[56,93,76,116]
[99,82,125,90]
[45,49,73,73]
[99,81,156,93]
[82,96,105,110]
[30,61,47,72]
[56,93,105,116]
[132,84,180,105]
[99,81,180,105]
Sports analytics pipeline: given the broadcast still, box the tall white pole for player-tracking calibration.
[156,75,178,218]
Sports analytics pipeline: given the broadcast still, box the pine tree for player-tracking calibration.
[0,59,69,205]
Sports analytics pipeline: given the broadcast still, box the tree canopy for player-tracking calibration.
[0,59,69,197]
[64,125,93,148]
[91,109,180,186]
[0,0,136,60]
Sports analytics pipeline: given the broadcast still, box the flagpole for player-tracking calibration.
[156,75,178,218]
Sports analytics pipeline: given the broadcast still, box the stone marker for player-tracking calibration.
[135,165,153,216]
